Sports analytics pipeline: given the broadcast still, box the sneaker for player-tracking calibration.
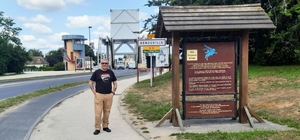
[93,130,100,135]
[103,128,111,132]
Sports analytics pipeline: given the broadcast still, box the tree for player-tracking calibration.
[45,48,63,67]
[143,0,300,65]
[0,11,30,74]
[28,49,44,57]
[85,44,96,62]
[0,38,10,75]
[53,62,65,71]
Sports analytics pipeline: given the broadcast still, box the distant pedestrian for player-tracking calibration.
[88,59,117,135]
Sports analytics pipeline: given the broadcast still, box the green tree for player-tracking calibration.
[53,62,65,71]
[28,49,44,57]
[45,48,63,67]
[143,0,300,65]
[0,38,10,75]
[0,11,30,74]
[85,44,96,62]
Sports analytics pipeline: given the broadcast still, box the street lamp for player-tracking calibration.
[88,26,92,72]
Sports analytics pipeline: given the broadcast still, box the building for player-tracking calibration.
[62,35,87,71]
[26,56,49,68]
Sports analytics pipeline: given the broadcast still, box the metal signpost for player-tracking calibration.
[138,38,166,87]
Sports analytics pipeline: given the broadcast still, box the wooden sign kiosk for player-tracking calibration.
[154,3,275,128]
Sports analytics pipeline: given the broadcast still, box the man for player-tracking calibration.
[88,59,117,135]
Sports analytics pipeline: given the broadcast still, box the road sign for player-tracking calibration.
[138,39,166,46]
[147,34,155,38]
[143,46,160,53]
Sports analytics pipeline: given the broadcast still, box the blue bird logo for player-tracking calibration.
[203,44,217,60]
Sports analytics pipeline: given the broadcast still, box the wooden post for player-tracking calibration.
[172,31,180,126]
[239,30,249,123]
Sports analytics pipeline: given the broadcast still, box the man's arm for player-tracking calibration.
[112,81,117,94]
[88,80,96,94]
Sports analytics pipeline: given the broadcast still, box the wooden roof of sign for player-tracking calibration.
[155,3,276,38]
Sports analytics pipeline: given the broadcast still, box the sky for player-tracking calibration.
[1,0,158,56]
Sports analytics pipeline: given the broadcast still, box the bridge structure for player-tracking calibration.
[99,9,141,69]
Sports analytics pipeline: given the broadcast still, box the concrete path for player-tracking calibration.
[29,75,150,140]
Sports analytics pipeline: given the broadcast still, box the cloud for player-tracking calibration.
[154,8,159,13]
[19,35,36,42]
[18,14,51,23]
[24,23,52,34]
[66,15,110,29]
[49,32,70,44]
[20,34,64,55]
[65,0,85,4]
[17,0,85,11]
[17,0,66,11]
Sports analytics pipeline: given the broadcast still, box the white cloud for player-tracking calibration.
[24,23,52,34]
[17,0,66,11]
[18,14,51,23]
[17,0,85,11]
[20,34,64,55]
[49,32,70,44]
[65,0,85,4]
[19,35,36,42]
[154,8,159,14]
[65,15,110,29]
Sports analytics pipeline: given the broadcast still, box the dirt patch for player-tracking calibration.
[127,76,300,123]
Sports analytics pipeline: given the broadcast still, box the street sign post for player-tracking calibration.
[137,38,166,87]
[137,39,166,46]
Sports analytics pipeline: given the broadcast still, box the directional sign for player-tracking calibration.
[143,46,160,53]
[138,39,166,46]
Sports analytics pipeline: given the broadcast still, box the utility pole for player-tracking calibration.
[88,26,92,72]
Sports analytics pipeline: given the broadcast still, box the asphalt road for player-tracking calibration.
[0,69,139,140]
[0,69,136,100]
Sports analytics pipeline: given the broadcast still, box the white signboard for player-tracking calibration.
[138,39,166,46]
[155,46,169,67]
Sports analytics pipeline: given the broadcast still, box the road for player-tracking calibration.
[0,69,137,100]
[0,69,140,140]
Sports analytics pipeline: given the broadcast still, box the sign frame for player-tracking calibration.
[181,40,238,120]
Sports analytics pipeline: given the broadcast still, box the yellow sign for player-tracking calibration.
[187,50,198,61]
[143,46,160,50]
[143,46,160,53]
[147,34,155,39]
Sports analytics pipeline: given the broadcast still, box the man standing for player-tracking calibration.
[88,59,117,135]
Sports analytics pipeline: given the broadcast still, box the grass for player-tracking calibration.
[248,65,300,80]
[123,93,172,121]
[123,65,300,140]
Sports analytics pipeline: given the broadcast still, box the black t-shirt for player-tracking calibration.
[90,69,117,94]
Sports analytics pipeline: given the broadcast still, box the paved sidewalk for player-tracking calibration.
[29,75,150,140]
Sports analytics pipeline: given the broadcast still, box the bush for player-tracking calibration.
[39,66,54,71]
[53,62,65,71]
[24,66,37,71]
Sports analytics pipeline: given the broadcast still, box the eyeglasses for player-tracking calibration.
[101,63,108,64]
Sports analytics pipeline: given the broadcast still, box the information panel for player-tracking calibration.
[185,101,235,118]
[184,42,235,94]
